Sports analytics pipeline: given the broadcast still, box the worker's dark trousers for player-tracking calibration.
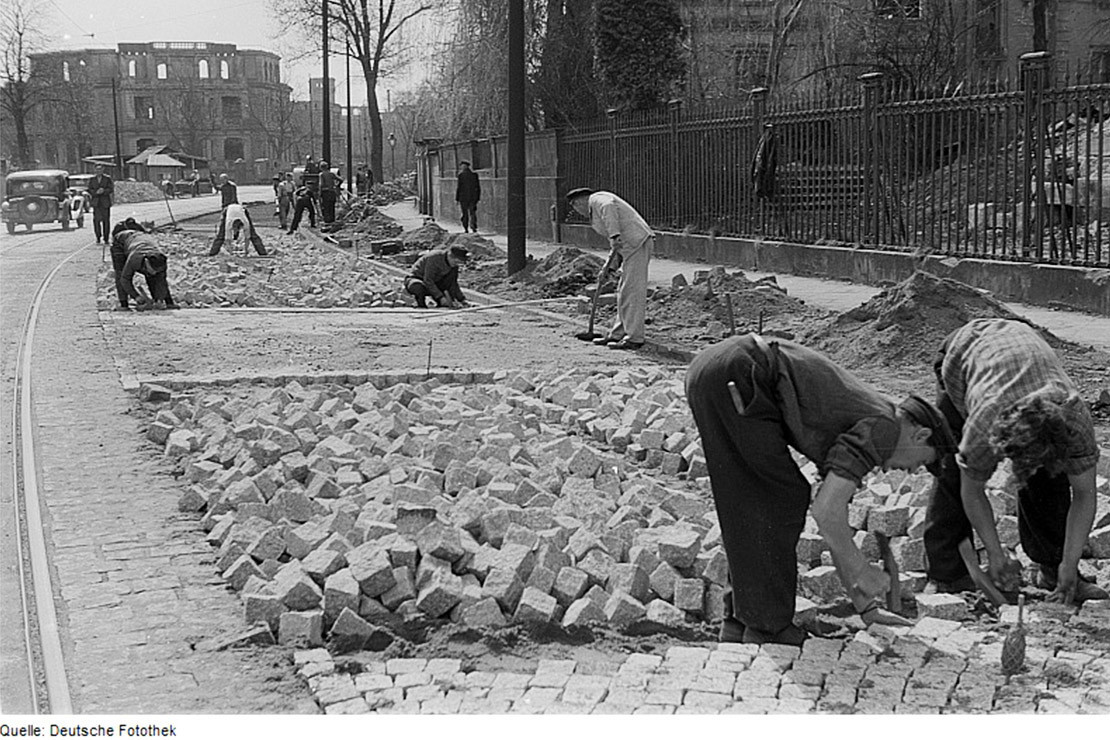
[405,271,462,308]
[278,195,292,229]
[289,199,316,231]
[142,270,175,305]
[208,207,267,256]
[110,242,175,307]
[923,389,1071,583]
[320,189,337,223]
[459,201,477,232]
[93,206,111,242]
[110,242,129,307]
[685,336,810,635]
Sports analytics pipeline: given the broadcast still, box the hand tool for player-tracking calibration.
[1001,594,1026,681]
[575,261,612,341]
[727,381,745,415]
[724,292,736,336]
[957,537,1007,607]
[875,533,901,613]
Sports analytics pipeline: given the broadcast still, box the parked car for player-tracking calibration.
[2,169,83,234]
[66,173,95,212]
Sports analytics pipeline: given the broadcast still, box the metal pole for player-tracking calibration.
[346,36,353,196]
[111,77,125,179]
[322,0,331,163]
[507,0,526,274]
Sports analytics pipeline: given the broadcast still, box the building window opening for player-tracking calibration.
[199,59,209,79]
[128,59,137,77]
[157,62,168,79]
[222,96,242,122]
[224,138,244,161]
[220,60,230,80]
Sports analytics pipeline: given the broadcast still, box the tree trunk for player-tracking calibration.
[363,65,383,183]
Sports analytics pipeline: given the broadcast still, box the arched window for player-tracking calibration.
[128,59,137,77]
[220,60,229,80]
[63,61,70,81]
[198,59,209,79]
[157,62,168,80]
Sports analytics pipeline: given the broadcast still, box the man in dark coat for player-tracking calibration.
[217,174,238,208]
[110,219,177,310]
[318,161,341,223]
[287,184,317,233]
[89,164,114,244]
[685,333,956,645]
[404,246,470,308]
[455,161,481,233]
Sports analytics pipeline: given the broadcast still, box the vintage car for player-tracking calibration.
[2,169,84,234]
[66,173,96,212]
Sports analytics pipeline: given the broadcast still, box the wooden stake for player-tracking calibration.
[724,292,736,336]
[426,339,433,379]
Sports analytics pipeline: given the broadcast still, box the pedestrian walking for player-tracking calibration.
[318,161,340,223]
[89,164,114,245]
[208,203,267,256]
[287,183,317,233]
[217,174,238,208]
[190,169,201,197]
[923,318,1106,604]
[567,187,654,350]
[110,219,178,310]
[404,246,470,309]
[685,333,956,645]
[276,172,296,230]
[162,176,175,199]
[456,161,481,233]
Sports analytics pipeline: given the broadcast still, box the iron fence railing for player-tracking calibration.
[557,52,1110,267]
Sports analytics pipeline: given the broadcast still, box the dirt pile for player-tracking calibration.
[529,247,607,296]
[646,267,830,348]
[115,181,167,204]
[803,271,1054,366]
[364,175,415,206]
[332,199,403,238]
[401,222,450,251]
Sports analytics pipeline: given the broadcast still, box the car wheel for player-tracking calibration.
[61,216,71,231]
[26,223,33,232]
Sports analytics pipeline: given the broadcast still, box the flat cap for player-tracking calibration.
[566,187,594,201]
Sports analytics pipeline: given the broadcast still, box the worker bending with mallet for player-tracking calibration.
[923,318,1107,604]
[405,245,471,309]
[686,333,957,645]
[110,219,178,311]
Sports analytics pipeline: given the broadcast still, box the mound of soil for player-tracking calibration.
[401,222,450,251]
[530,247,606,296]
[445,232,505,262]
[802,271,1054,367]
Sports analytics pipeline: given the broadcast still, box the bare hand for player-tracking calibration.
[437,296,456,309]
[1046,564,1078,605]
[847,562,891,605]
[988,551,1022,592]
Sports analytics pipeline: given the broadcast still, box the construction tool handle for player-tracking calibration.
[875,534,901,613]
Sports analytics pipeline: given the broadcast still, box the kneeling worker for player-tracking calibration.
[685,333,956,645]
[111,220,178,310]
[405,245,470,308]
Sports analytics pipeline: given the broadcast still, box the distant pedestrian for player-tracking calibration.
[209,203,267,256]
[162,176,175,199]
[567,187,654,350]
[276,172,296,230]
[319,161,340,223]
[287,184,317,233]
[89,164,114,244]
[456,160,481,233]
[404,246,470,309]
[190,169,201,197]
[110,219,177,310]
[217,174,238,208]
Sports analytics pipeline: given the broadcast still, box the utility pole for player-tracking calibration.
[322,0,331,163]
[346,37,353,196]
[111,77,125,179]
[507,0,526,274]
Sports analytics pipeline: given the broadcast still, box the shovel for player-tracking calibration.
[574,261,612,341]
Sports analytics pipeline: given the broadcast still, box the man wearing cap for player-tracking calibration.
[567,188,654,350]
[456,161,481,233]
[405,246,471,309]
[89,163,114,245]
[924,318,1105,604]
[110,219,178,310]
[217,174,239,209]
[685,333,955,645]
[319,161,341,224]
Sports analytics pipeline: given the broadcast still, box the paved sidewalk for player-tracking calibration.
[381,202,1110,353]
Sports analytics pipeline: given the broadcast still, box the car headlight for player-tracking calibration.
[1,202,10,212]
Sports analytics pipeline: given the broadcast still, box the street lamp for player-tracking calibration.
[388,132,396,181]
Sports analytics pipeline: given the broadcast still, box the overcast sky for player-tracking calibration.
[41,0,444,106]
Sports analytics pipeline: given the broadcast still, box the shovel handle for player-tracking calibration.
[876,533,901,613]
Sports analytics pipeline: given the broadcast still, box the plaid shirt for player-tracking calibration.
[939,318,1099,480]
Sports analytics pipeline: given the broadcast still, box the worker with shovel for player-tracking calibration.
[404,245,471,309]
[567,188,654,350]
[685,333,957,645]
[923,318,1106,605]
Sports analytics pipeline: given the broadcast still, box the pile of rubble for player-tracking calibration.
[96,232,409,309]
[364,175,415,207]
[115,181,168,204]
[139,367,1110,654]
[328,200,403,239]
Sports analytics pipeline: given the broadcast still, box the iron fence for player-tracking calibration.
[559,52,1110,267]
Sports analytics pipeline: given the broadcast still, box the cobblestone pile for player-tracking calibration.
[96,233,409,309]
[141,369,1110,654]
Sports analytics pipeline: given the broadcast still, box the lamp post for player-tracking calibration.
[388,132,396,181]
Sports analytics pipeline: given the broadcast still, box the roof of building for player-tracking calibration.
[145,154,187,168]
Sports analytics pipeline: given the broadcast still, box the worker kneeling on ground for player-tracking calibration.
[923,318,1107,604]
[405,245,471,309]
[208,203,267,256]
[685,333,956,646]
[110,219,178,311]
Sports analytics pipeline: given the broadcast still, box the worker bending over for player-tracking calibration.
[209,203,267,256]
[110,219,178,310]
[924,318,1106,604]
[405,245,470,309]
[686,333,955,645]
